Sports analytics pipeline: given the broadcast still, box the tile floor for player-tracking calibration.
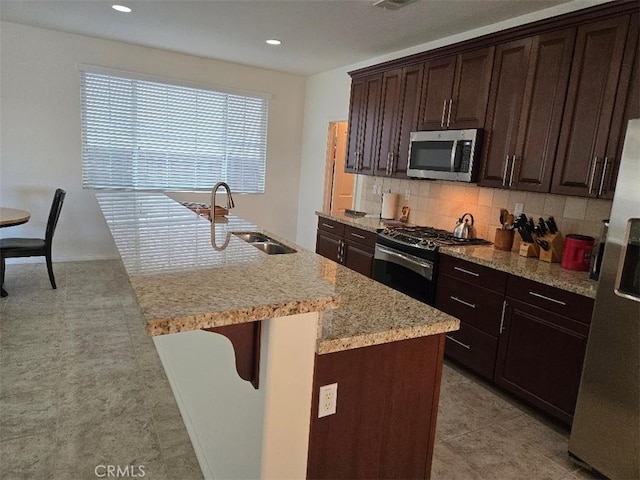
[0,260,598,480]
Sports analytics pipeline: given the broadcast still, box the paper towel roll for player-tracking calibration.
[381,193,400,219]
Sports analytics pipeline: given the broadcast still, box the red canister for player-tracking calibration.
[561,234,595,271]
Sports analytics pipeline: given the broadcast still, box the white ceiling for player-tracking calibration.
[1,0,576,76]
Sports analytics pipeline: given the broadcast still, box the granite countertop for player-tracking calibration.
[316,211,598,299]
[439,245,598,299]
[316,211,386,233]
[97,193,459,354]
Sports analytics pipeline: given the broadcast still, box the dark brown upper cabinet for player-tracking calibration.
[551,15,636,197]
[374,65,423,177]
[345,74,382,175]
[600,15,639,199]
[418,47,494,131]
[345,2,639,190]
[479,29,576,191]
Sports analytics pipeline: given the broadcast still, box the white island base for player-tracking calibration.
[154,312,318,480]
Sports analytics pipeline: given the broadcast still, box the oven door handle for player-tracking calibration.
[375,244,434,280]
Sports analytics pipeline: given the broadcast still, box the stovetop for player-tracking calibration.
[378,225,492,252]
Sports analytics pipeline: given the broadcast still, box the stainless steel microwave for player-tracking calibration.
[407,129,481,182]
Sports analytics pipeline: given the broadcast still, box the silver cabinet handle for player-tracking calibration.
[508,155,516,187]
[528,291,567,306]
[450,296,476,309]
[351,232,366,240]
[598,156,609,197]
[502,156,510,187]
[387,152,392,175]
[446,98,453,128]
[499,300,507,334]
[322,223,335,229]
[441,100,447,128]
[588,156,599,194]
[446,335,471,350]
[453,266,480,277]
[389,153,395,175]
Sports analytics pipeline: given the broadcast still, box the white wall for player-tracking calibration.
[0,22,305,261]
[295,0,610,250]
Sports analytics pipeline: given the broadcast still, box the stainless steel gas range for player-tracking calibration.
[373,226,491,305]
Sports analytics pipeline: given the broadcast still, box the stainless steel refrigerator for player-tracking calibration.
[569,118,640,479]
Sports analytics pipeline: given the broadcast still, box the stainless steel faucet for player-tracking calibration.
[211,182,235,210]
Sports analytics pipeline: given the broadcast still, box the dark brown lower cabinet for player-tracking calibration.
[316,229,342,264]
[343,239,374,277]
[315,218,376,278]
[435,254,594,425]
[307,334,445,480]
[495,298,589,425]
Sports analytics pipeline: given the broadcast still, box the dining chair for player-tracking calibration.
[0,189,66,295]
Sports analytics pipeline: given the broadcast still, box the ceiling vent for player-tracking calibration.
[373,0,418,10]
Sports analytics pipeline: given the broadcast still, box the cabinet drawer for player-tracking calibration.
[317,217,345,236]
[445,322,498,381]
[344,225,377,248]
[439,255,508,293]
[506,275,594,324]
[435,274,504,336]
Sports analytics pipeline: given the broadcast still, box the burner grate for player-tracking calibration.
[380,225,492,248]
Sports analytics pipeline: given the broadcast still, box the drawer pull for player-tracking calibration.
[528,291,567,306]
[322,223,335,229]
[451,296,476,309]
[446,335,471,350]
[453,266,480,277]
[350,232,366,239]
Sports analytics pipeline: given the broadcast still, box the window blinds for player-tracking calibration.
[80,70,268,193]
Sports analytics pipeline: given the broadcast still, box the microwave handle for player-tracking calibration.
[449,139,458,173]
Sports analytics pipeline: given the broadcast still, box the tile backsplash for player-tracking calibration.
[358,176,611,244]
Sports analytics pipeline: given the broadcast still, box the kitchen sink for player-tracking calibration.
[232,231,297,255]
[250,242,296,255]
[233,232,271,243]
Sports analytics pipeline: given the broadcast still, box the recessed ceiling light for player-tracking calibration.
[266,39,282,46]
[112,4,132,13]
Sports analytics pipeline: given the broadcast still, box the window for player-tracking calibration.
[80,67,269,193]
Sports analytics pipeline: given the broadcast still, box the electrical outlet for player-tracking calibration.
[372,184,377,194]
[405,189,411,201]
[318,383,337,418]
[514,203,524,216]
[377,184,382,195]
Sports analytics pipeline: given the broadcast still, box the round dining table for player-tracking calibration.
[0,207,31,297]
[0,207,31,228]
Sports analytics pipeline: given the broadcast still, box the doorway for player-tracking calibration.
[322,121,354,215]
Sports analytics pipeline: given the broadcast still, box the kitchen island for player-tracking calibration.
[96,193,459,480]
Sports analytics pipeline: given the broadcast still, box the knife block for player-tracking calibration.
[519,241,540,257]
[539,232,564,263]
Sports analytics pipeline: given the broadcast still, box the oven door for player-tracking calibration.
[373,244,436,305]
